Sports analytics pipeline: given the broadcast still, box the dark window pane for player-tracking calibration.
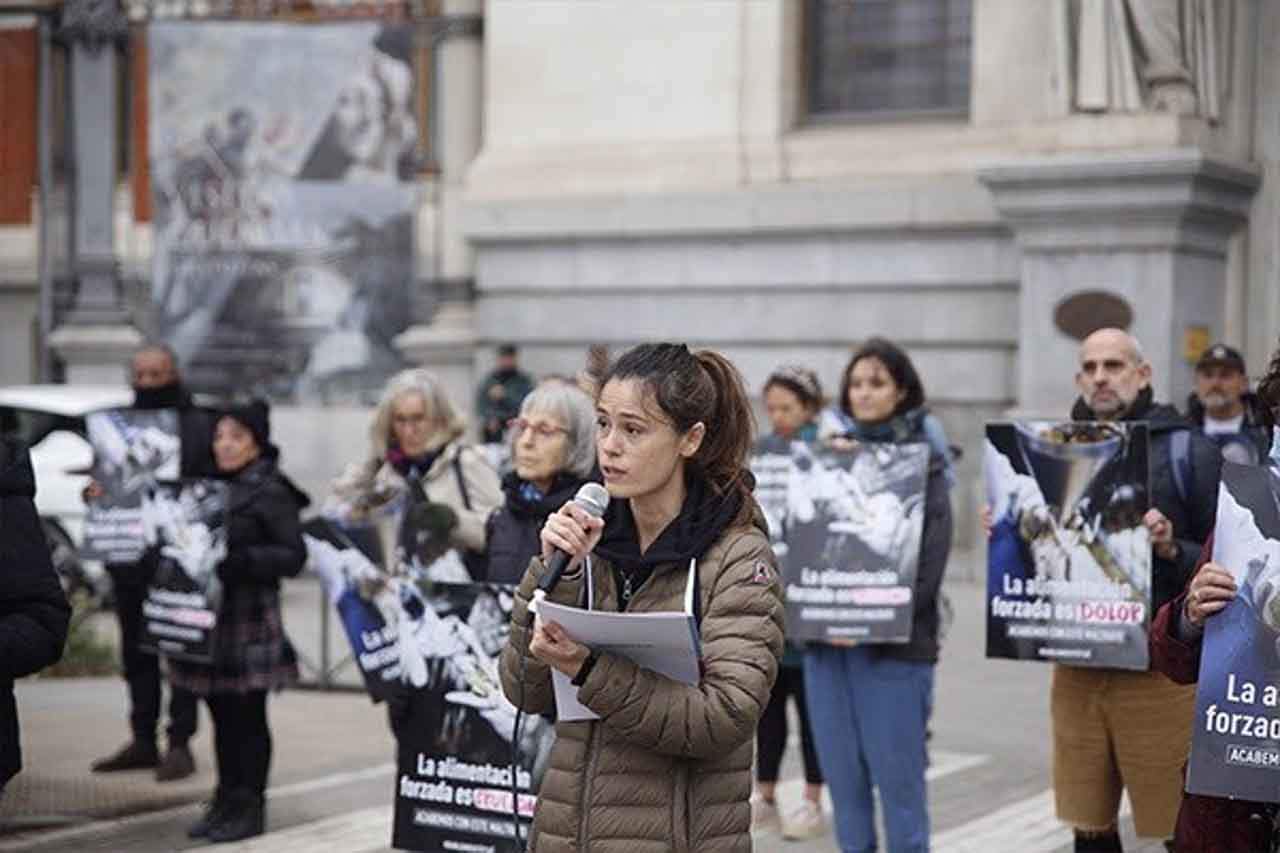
[808,0,972,116]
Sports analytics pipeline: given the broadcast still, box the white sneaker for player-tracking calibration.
[781,800,826,841]
[750,796,781,833]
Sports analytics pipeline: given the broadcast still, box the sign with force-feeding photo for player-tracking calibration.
[305,518,554,850]
[139,479,228,662]
[82,409,182,563]
[774,441,930,644]
[1186,462,1280,803]
[389,582,553,852]
[984,421,1152,670]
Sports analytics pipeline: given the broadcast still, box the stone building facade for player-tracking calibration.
[1,0,1276,546]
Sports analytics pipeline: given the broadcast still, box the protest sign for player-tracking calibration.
[984,421,1151,669]
[780,441,930,643]
[1186,462,1280,802]
[140,479,228,662]
[82,408,181,562]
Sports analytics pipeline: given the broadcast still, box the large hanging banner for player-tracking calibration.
[771,441,930,644]
[1186,462,1280,803]
[984,422,1152,670]
[148,22,417,402]
[139,479,228,662]
[82,409,182,563]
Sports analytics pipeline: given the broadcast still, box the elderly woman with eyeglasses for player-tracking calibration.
[328,368,502,580]
[482,381,598,584]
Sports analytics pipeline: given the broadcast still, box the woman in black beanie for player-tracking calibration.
[171,400,309,843]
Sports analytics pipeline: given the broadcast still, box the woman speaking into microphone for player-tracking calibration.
[500,343,785,853]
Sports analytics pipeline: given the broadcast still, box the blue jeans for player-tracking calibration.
[803,645,933,853]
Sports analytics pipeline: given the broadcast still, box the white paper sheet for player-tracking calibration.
[536,599,701,722]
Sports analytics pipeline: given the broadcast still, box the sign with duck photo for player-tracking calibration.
[139,478,228,662]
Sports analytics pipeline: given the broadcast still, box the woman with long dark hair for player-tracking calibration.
[499,343,784,852]
[806,338,954,853]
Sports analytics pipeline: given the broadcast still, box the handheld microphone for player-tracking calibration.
[536,482,610,597]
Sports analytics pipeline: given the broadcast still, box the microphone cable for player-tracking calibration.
[509,610,534,852]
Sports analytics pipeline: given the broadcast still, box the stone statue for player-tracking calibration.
[1070,0,1232,121]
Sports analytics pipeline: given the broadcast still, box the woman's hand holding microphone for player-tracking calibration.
[529,502,605,678]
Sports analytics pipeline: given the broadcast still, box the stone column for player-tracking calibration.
[395,3,483,425]
[394,281,478,425]
[980,148,1258,415]
[47,0,140,384]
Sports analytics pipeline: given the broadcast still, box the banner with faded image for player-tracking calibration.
[148,22,416,402]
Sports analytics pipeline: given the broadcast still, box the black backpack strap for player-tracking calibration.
[452,448,473,511]
[1169,428,1193,508]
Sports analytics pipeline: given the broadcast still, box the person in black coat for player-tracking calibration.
[1184,342,1275,467]
[90,344,216,780]
[170,401,308,844]
[482,381,597,584]
[0,437,71,793]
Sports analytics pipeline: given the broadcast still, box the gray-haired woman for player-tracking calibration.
[482,381,598,584]
[327,368,502,579]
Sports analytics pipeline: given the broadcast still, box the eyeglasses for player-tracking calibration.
[508,418,568,440]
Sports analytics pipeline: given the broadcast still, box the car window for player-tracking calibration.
[0,407,87,447]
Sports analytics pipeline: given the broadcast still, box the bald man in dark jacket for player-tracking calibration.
[0,437,71,793]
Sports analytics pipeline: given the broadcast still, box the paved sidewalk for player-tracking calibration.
[0,678,393,842]
[0,557,1173,852]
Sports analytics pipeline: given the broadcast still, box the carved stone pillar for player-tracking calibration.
[394,281,478,431]
[396,5,484,422]
[980,149,1259,415]
[48,0,140,383]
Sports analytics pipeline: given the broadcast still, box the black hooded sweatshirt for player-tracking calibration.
[593,472,748,614]
[0,438,71,789]
[1071,387,1223,614]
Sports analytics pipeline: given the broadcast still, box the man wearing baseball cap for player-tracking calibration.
[1185,343,1274,466]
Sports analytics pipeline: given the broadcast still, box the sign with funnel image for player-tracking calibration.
[984,421,1152,669]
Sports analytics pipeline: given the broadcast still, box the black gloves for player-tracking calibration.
[385,680,414,741]
[216,548,252,584]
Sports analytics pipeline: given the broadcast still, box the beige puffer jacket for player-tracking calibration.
[328,440,502,557]
[499,508,784,853]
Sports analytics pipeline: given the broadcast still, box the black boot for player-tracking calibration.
[155,742,196,782]
[90,740,159,773]
[186,789,229,839]
[207,790,265,843]
[1074,830,1123,852]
